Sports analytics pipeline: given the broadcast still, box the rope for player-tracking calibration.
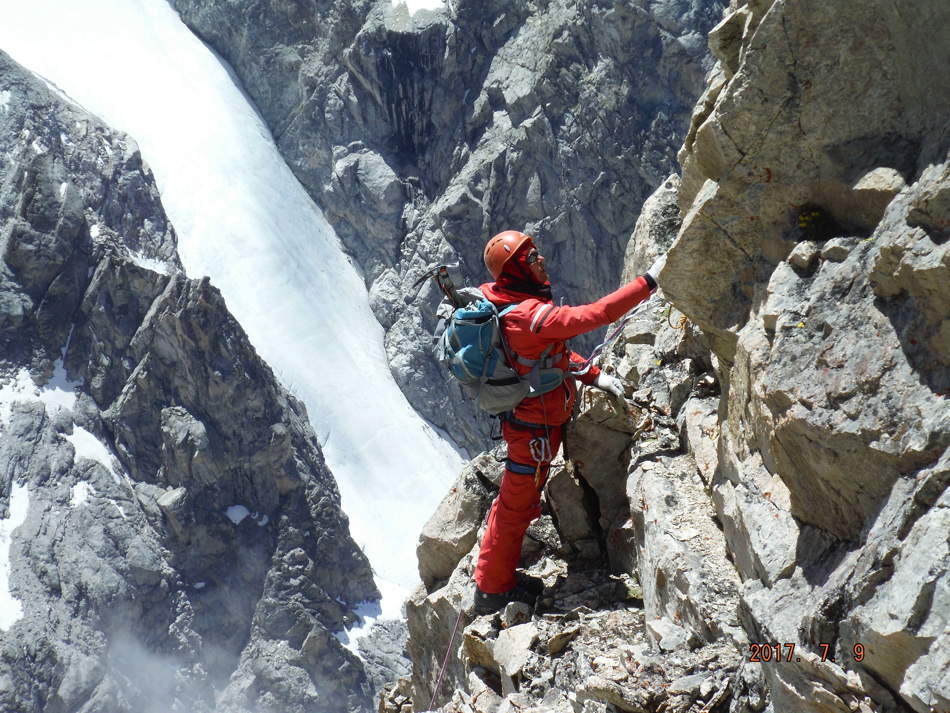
[428,605,465,710]
[572,294,655,376]
[667,306,687,330]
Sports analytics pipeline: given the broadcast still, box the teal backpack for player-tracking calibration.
[437,298,530,413]
[423,266,566,414]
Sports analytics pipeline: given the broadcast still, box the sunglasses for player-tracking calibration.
[526,248,541,265]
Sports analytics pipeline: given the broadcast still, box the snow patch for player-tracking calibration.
[0,483,30,631]
[333,576,410,656]
[225,505,250,524]
[70,481,96,507]
[392,0,445,14]
[50,325,82,391]
[65,426,123,486]
[0,89,10,114]
[59,182,68,198]
[39,373,78,413]
[129,250,169,275]
[90,224,100,238]
[0,368,76,432]
[194,582,206,590]
[110,499,128,519]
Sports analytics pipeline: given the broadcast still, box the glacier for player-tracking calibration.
[0,0,464,593]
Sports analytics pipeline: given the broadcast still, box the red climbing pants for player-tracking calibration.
[473,418,563,594]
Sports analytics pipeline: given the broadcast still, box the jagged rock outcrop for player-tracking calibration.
[173,0,726,455]
[0,50,379,712]
[662,1,950,711]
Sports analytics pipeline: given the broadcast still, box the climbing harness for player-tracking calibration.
[429,606,465,710]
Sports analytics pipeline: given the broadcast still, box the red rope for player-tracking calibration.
[428,605,465,710]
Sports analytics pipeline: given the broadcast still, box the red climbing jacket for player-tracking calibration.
[474,274,654,595]
[478,276,654,427]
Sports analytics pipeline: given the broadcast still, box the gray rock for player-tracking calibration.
[417,450,500,590]
[669,671,709,696]
[819,236,858,262]
[668,0,950,362]
[547,462,598,545]
[629,455,740,645]
[357,619,413,702]
[621,173,682,284]
[678,397,720,485]
[565,388,641,529]
[493,622,538,679]
[788,241,819,270]
[840,483,950,703]
[407,552,480,710]
[646,618,689,652]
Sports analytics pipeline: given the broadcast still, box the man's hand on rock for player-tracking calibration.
[646,252,667,284]
[594,372,625,399]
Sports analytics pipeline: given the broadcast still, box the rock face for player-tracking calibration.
[388,174,761,712]
[392,0,950,704]
[173,0,726,455]
[0,50,379,712]
[664,0,950,711]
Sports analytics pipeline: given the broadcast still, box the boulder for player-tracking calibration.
[417,450,501,589]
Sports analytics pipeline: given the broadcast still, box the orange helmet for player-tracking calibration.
[484,230,532,279]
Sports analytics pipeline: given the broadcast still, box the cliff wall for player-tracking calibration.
[399,1,950,711]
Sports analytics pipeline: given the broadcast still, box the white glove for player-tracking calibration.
[646,252,667,283]
[594,373,625,399]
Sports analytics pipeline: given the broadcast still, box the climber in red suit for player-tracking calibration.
[473,230,665,613]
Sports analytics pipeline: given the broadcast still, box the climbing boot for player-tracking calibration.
[473,585,537,614]
[516,571,545,596]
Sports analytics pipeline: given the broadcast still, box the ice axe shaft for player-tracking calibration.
[437,266,461,307]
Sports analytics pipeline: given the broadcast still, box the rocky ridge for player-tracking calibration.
[172,0,726,455]
[391,175,763,713]
[0,50,380,713]
[392,1,950,710]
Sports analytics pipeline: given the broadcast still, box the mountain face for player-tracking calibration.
[0,50,379,713]
[173,0,726,455]
[666,0,950,709]
[3,0,948,711]
[375,1,950,712]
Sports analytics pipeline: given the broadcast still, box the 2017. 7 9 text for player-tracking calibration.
[749,643,865,664]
